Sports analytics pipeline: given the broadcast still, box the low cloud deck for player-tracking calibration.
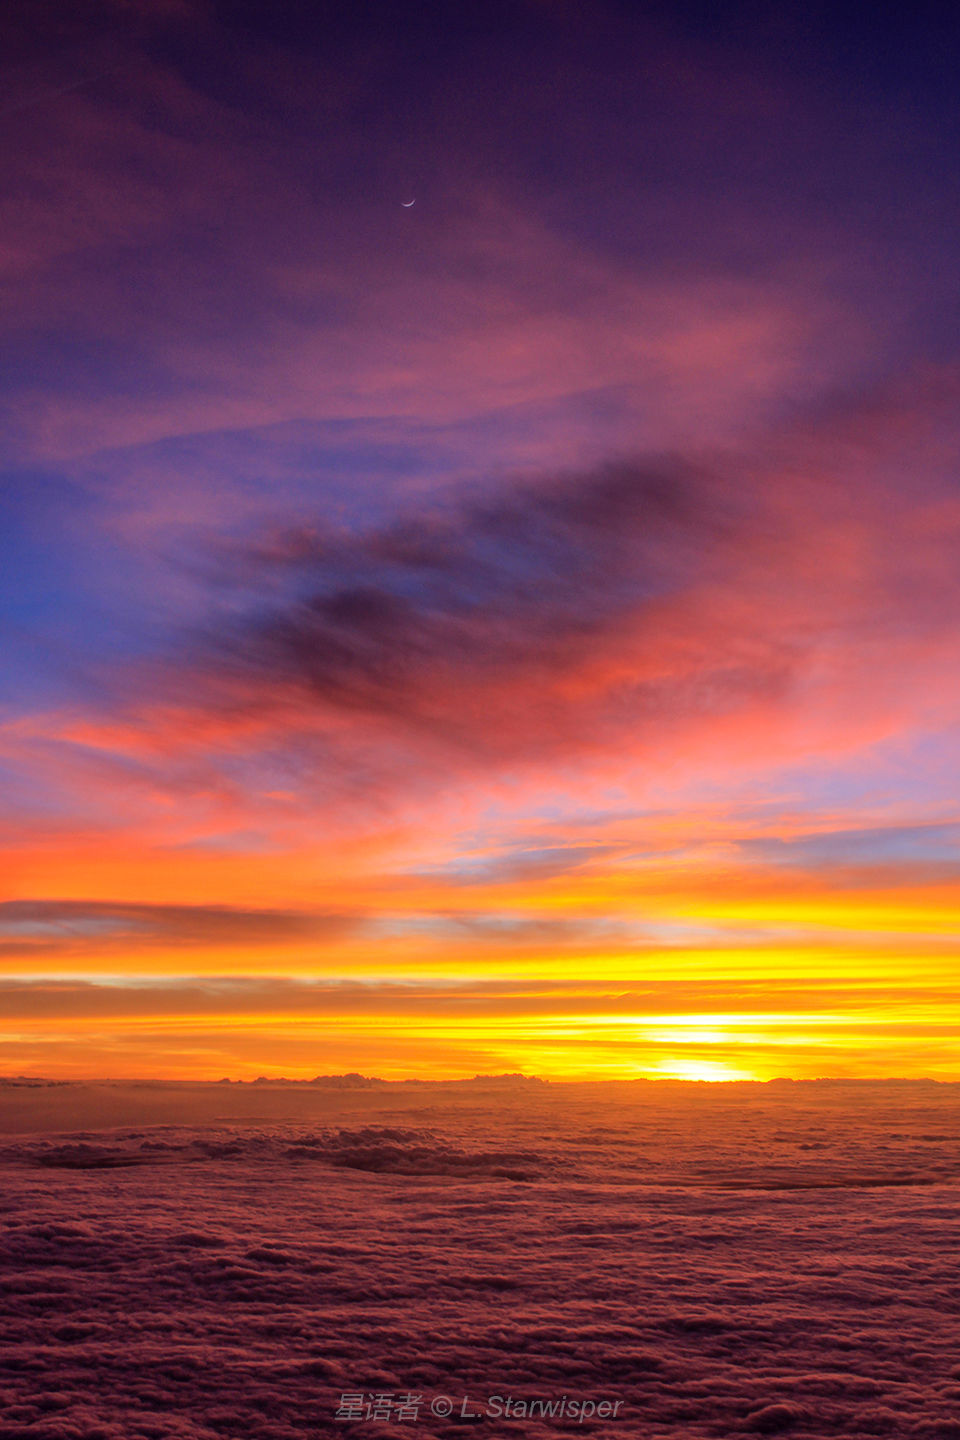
[2,1078,959,1438]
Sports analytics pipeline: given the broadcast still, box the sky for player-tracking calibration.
[2,0,960,1080]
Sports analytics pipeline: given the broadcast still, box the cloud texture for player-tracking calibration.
[3,1082,960,1438]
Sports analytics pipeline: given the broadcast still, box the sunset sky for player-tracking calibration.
[3,0,960,1080]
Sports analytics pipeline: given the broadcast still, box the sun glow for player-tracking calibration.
[650,1059,758,1083]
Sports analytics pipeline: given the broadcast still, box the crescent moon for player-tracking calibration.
[401,199,416,207]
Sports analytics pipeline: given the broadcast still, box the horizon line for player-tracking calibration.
[3,1072,957,1088]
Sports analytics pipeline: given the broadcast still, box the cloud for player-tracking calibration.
[60,408,951,830]
[132,455,799,790]
[2,1086,960,1439]
[1,0,853,470]
[3,972,960,1021]
[0,449,819,830]
[0,900,360,956]
[4,0,960,848]
[6,1125,546,1182]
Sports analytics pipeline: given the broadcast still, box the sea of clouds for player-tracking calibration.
[2,1078,960,1439]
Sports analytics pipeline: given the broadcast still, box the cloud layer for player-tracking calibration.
[3,1083,960,1438]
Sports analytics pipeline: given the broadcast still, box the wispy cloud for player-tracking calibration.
[0,900,361,956]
